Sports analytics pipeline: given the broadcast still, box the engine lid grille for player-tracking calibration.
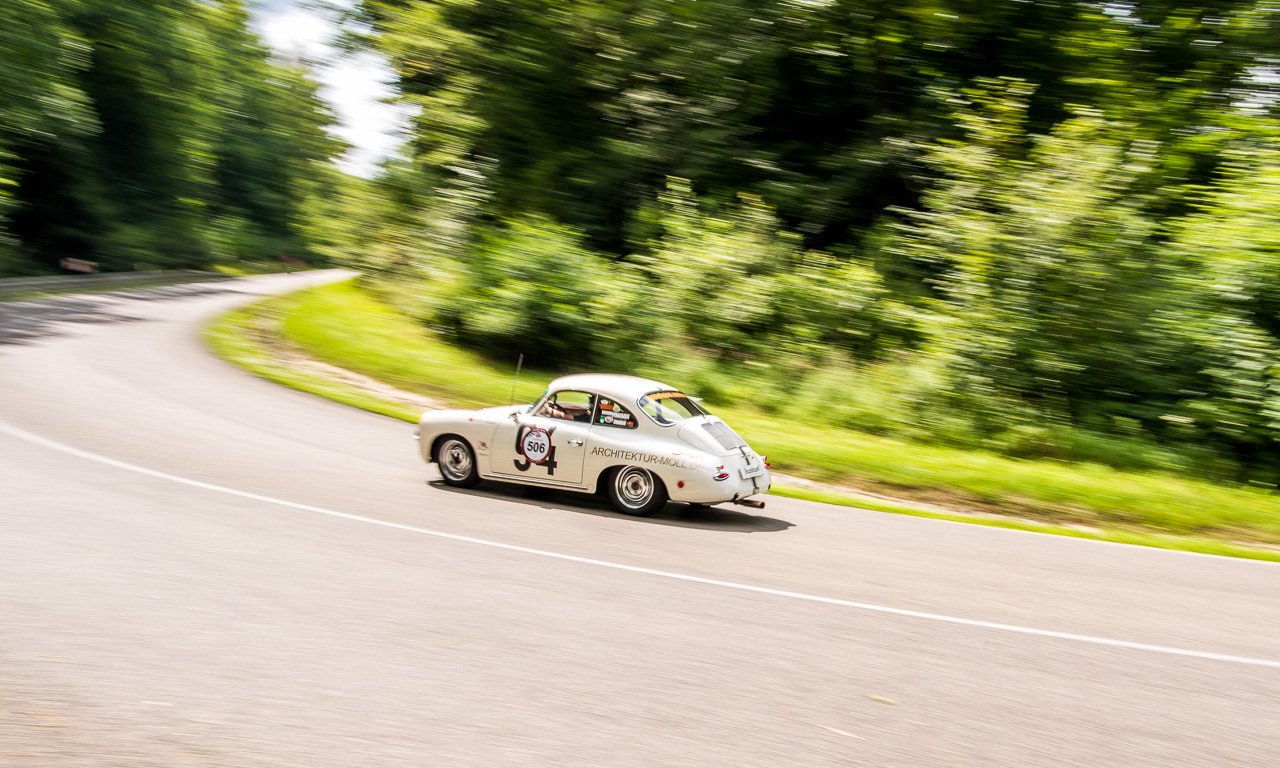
[701,420,747,451]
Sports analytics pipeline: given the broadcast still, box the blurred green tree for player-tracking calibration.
[0,0,94,275]
[204,0,346,268]
[1162,131,1280,477]
[894,79,1173,447]
[344,0,1280,478]
[355,0,1279,259]
[0,0,342,276]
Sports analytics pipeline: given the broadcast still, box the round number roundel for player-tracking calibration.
[520,427,552,464]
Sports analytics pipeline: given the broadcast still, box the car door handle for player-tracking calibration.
[567,439,584,446]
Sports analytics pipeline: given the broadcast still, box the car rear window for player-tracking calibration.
[637,391,705,426]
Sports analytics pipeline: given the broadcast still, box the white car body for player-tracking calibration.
[415,373,771,513]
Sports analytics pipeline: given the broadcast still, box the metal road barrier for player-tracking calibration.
[0,270,223,297]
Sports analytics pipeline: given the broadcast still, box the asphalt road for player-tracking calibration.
[2,272,1278,767]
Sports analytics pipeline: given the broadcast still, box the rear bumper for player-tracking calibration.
[668,468,771,505]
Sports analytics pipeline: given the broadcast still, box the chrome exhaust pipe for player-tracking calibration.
[733,498,766,509]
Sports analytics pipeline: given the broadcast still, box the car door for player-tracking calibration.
[490,390,594,485]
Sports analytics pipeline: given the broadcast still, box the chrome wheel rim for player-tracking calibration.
[615,467,654,509]
[439,439,473,481]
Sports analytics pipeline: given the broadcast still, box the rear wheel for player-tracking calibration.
[607,466,667,517]
[435,436,479,488]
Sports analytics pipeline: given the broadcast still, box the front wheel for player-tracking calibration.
[607,466,667,517]
[435,436,480,488]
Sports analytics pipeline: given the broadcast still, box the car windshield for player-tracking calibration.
[637,391,704,426]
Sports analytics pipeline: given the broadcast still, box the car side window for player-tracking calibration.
[595,396,637,429]
[533,390,596,423]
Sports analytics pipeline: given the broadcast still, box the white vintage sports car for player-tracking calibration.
[415,373,771,516]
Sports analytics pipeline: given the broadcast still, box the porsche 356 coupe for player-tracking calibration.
[414,374,771,516]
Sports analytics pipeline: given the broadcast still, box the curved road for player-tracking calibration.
[1,272,1278,767]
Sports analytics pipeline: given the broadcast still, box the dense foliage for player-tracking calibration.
[0,0,342,276]
[340,0,1280,484]
[352,0,1279,253]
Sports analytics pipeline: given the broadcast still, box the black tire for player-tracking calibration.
[434,436,480,488]
[607,466,667,517]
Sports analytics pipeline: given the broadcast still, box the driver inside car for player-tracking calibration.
[535,391,596,423]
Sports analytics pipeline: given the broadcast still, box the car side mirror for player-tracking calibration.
[509,410,522,422]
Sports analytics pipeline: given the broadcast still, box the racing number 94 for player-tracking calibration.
[515,424,558,475]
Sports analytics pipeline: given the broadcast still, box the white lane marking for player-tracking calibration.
[3,417,1279,671]
[809,723,863,740]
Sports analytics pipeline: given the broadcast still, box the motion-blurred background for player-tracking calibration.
[6,0,1280,491]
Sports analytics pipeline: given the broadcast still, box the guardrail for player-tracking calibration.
[0,270,223,297]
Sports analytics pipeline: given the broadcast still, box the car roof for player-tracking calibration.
[546,373,681,403]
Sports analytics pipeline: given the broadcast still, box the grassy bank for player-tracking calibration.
[206,278,1280,561]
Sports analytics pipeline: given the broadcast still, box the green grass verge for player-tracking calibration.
[210,264,295,277]
[207,278,1280,562]
[279,280,553,408]
[769,485,1280,562]
[204,290,421,422]
[721,411,1280,539]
